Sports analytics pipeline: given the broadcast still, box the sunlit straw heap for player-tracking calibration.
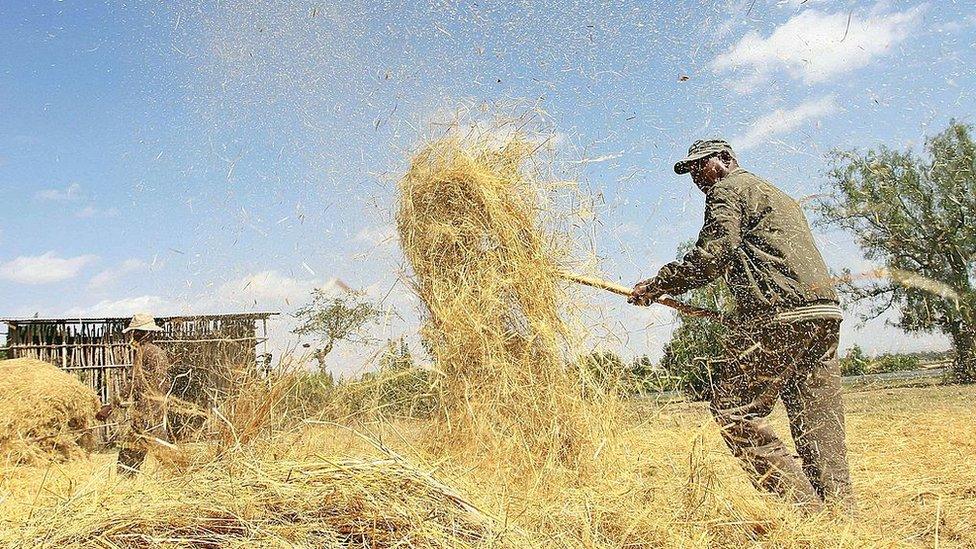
[0,358,100,465]
[396,131,599,465]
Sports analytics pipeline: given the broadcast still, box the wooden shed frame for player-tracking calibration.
[0,312,277,406]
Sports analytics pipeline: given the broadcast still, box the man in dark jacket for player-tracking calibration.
[631,139,852,511]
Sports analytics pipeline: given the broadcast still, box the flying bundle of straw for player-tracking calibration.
[396,134,597,464]
[0,358,100,464]
[4,454,497,548]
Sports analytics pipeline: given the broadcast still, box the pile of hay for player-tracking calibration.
[2,451,502,548]
[396,133,603,465]
[0,358,100,464]
[4,386,975,547]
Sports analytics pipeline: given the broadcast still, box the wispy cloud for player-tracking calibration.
[714,3,926,91]
[0,252,96,284]
[64,295,175,318]
[76,205,121,219]
[733,95,839,151]
[88,259,149,290]
[935,13,976,33]
[353,224,397,247]
[216,270,348,308]
[34,184,117,218]
[35,183,82,201]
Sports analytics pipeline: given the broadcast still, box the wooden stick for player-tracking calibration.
[559,271,724,321]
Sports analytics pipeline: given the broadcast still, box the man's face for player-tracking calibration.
[689,155,725,189]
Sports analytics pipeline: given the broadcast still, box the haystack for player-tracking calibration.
[396,134,601,465]
[0,358,100,464]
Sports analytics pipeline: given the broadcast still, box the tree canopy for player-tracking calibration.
[292,290,384,372]
[659,277,732,400]
[817,121,976,382]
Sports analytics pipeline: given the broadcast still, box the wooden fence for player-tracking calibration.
[1,313,275,439]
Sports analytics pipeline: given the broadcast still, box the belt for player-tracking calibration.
[773,303,844,323]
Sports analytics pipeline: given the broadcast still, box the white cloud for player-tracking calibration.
[770,0,831,9]
[35,183,82,201]
[0,252,96,284]
[354,224,398,246]
[76,206,97,218]
[88,259,149,290]
[732,95,839,150]
[714,3,926,91]
[215,270,347,308]
[75,205,120,219]
[64,295,176,318]
[935,13,976,34]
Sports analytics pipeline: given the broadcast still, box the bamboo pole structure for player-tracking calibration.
[0,313,277,442]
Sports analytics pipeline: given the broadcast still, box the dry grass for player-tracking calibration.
[2,385,973,548]
[460,385,976,548]
[1,448,498,548]
[0,358,100,466]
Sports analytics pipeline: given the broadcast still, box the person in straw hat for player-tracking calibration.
[629,139,852,512]
[103,313,173,476]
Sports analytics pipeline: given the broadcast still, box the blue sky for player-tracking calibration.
[2,1,974,373]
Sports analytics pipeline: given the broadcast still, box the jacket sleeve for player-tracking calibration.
[115,347,137,406]
[652,184,743,296]
[115,373,130,406]
[147,347,174,396]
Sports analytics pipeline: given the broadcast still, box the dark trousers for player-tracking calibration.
[117,446,148,477]
[709,318,852,510]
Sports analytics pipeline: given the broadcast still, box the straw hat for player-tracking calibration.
[122,313,164,333]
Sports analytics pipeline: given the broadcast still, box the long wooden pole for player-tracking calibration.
[559,271,724,321]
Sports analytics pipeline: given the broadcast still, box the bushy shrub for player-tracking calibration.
[841,345,869,377]
[841,346,922,376]
[349,339,437,419]
[577,350,626,395]
[625,355,681,395]
[868,353,920,374]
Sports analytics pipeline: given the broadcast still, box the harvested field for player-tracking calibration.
[2,450,498,548]
[0,358,100,466]
[5,131,970,549]
[1,385,973,548]
[7,2,974,548]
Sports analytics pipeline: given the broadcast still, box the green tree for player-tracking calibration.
[817,122,976,383]
[659,279,732,401]
[292,290,383,373]
[578,350,626,395]
[625,355,677,395]
[360,338,436,417]
[840,345,868,377]
[870,353,920,374]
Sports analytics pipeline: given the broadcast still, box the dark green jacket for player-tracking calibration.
[653,168,837,318]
